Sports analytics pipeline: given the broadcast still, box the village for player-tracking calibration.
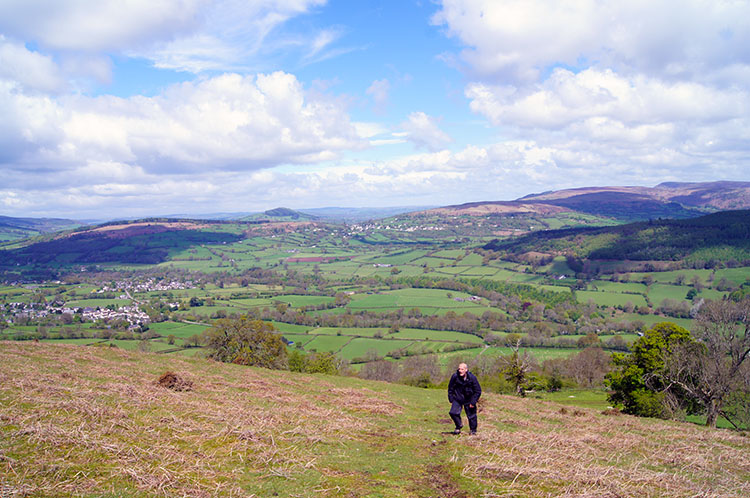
[1,279,194,330]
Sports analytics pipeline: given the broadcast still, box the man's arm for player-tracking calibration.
[470,373,482,405]
[447,374,456,402]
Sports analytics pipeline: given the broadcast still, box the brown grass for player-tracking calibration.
[460,396,750,497]
[1,342,749,498]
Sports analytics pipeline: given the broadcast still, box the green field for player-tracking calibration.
[300,334,353,353]
[390,328,482,343]
[148,322,208,338]
[647,283,691,306]
[340,338,410,360]
[617,313,695,331]
[576,290,647,307]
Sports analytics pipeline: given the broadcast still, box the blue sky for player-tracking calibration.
[1,0,749,219]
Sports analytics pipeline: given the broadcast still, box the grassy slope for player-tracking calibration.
[2,343,749,498]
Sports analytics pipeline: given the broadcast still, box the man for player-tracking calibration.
[448,362,481,435]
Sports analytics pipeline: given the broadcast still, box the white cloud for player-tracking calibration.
[400,112,452,151]
[366,78,390,112]
[353,122,388,139]
[429,0,750,199]
[0,0,330,74]
[433,0,750,83]
[0,0,205,52]
[4,125,750,218]
[0,37,65,93]
[0,71,364,183]
[466,68,748,130]
[305,28,343,59]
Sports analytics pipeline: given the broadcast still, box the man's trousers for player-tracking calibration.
[449,400,477,431]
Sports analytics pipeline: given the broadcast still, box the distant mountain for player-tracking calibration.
[0,216,81,243]
[414,181,750,222]
[297,206,433,222]
[161,212,253,221]
[414,201,570,217]
[240,207,319,222]
[519,181,750,219]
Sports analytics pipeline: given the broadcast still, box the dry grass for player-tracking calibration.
[1,342,749,497]
[460,396,750,497]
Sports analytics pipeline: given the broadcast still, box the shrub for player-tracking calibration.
[203,317,287,370]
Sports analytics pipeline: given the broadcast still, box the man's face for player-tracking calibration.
[458,364,467,376]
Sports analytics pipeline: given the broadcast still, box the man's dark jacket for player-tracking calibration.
[448,370,481,405]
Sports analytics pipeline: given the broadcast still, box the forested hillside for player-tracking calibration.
[485,209,750,264]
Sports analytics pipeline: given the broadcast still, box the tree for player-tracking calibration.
[566,347,611,388]
[186,334,203,347]
[306,351,340,375]
[663,298,750,427]
[399,355,441,387]
[203,317,288,370]
[606,322,694,418]
[502,341,532,396]
[359,360,399,383]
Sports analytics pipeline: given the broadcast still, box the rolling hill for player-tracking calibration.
[240,207,319,222]
[2,342,748,497]
[0,220,244,267]
[521,181,750,211]
[484,209,750,264]
[0,215,81,243]
[416,181,750,222]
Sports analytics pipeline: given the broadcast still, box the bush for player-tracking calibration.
[288,350,339,375]
[203,317,287,370]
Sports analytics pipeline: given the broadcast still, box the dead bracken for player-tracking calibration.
[156,371,193,391]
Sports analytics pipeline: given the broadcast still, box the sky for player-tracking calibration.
[1,0,749,220]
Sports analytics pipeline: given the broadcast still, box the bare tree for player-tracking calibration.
[400,354,442,386]
[664,298,750,427]
[566,347,612,388]
[359,360,399,383]
[502,340,533,396]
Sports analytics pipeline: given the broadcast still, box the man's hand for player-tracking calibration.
[468,404,474,408]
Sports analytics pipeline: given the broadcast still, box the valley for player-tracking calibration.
[2,186,749,385]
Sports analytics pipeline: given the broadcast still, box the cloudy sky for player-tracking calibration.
[1,0,749,219]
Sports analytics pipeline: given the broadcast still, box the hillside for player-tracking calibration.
[1,342,748,497]
[0,220,243,268]
[416,181,750,223]
[521,181,750,210]
[484,209,750,263]
[519,181,750,219]
[0,215,81,243]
